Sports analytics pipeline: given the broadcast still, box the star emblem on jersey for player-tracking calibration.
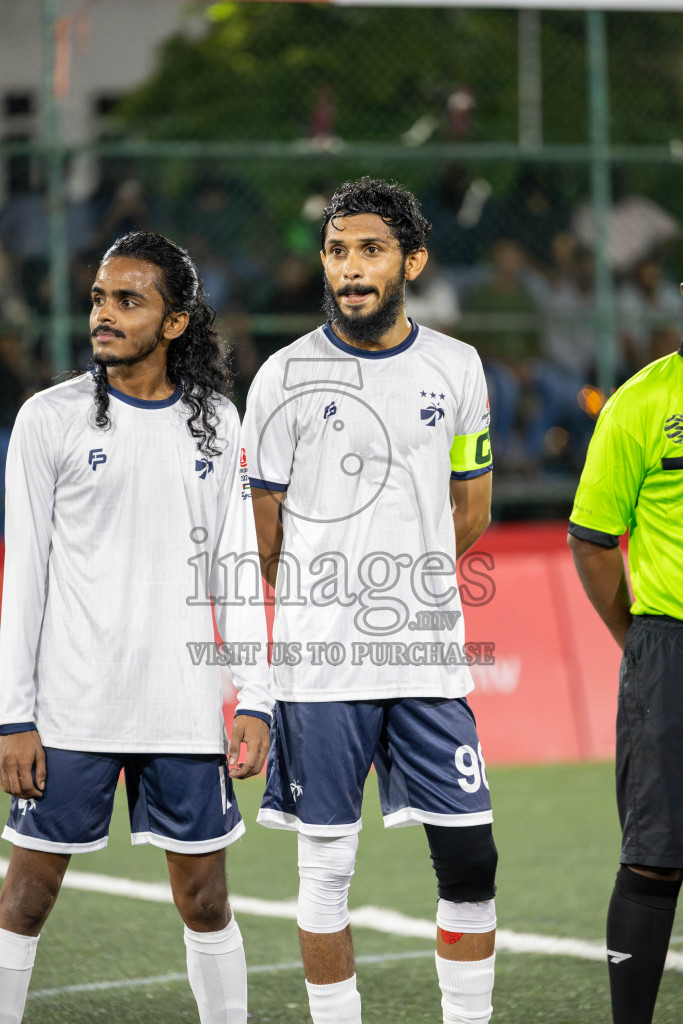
[664,414,683,444]
[419,389,446,427]
[289,780,303,800]
[88,448,107,471]
[195,459,214,479]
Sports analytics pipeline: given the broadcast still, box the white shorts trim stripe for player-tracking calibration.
[130,819,246,854]
[382,807,494,829]
[257,808,362,837]
[2,825,109,855]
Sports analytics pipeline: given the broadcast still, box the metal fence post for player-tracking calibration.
[43,0,71,375]
[587,10,616,396]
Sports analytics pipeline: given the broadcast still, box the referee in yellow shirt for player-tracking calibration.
[568,335,683,1024]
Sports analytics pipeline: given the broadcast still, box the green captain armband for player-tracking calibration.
[449,428,492,476]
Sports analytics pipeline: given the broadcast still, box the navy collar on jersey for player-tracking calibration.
[322,318,419,359]
[107,383,183,409]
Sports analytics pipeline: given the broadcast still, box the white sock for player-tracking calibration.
[305,973,362,1023]
[184,917,247,1024]
[435,953,495,1024]
[0,927,40,1024]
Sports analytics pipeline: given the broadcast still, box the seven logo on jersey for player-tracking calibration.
[664,414,683,444]
[323,402,337,420]
[88,448,107,471]
[419,390,446,427]
[290,780,303,800]
[195,459,214,479]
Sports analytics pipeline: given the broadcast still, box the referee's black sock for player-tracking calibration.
[606,865,681,1024]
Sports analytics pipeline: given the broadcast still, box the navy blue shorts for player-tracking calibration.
[258,697,493,836]
[2,748,244,855]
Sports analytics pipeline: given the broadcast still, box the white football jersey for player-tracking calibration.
[242,320,492,702]
[0,374,272,753]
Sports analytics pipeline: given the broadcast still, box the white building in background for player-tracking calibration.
[0,0,199,199]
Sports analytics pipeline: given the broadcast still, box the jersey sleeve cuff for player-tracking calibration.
[0,723,37,735]
[567,521,621,549]
[234,709,272,725]
[248,477,288,492]
[450,465,493,481]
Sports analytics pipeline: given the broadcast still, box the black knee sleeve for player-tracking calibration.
[424,823,498,903]
[616,865,682,910]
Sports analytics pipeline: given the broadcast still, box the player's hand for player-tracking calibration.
[0,731,47,799]
[227,715,270,779]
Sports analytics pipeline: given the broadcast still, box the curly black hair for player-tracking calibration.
[90,231,232,457]
[320,176,431,256]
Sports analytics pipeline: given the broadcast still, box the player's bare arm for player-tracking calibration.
[450,473,492,560]
[251,486,285,589]
[227,715,270,779]
[0,731,46,800]
[567,534,633,649]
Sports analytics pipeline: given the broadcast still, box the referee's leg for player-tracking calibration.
[606,862,682,1024]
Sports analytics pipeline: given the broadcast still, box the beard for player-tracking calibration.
[322,268,406,346]
[91,318,165,369]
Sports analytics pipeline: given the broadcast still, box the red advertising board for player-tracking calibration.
[463,523,621,764]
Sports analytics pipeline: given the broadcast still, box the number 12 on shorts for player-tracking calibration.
[455,743,489,793]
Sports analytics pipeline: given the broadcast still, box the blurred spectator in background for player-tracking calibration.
[420,163,499,282]
[571,170,680,277]
[174,175,272,316]
[523,234,597,465]
[405,255,460,335]
[0,328,36,533]
[258,249,322,362]
[0,243,28,329]
[501,165,570,270]
[650,324,682,363]
[617,256,681,372]
[174,176,236,314]
[0,166,95,313]
[464,238,542,468]
[91,175,159,253]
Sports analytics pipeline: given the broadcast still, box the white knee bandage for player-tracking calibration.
[297,833,358,934]
[436,898,497,934]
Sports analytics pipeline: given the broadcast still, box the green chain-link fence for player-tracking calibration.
[2,2,683,516]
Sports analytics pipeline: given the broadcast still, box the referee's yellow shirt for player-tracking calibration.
[569,342,683,621]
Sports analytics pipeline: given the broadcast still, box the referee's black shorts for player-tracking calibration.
[617,614,683,869]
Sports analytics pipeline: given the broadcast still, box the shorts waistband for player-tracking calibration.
[632,613,683,630]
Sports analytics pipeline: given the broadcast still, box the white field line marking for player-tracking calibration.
[28,952,434,1001]
[1,859,681,976]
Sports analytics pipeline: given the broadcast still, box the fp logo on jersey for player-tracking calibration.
[88,448,107,471]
